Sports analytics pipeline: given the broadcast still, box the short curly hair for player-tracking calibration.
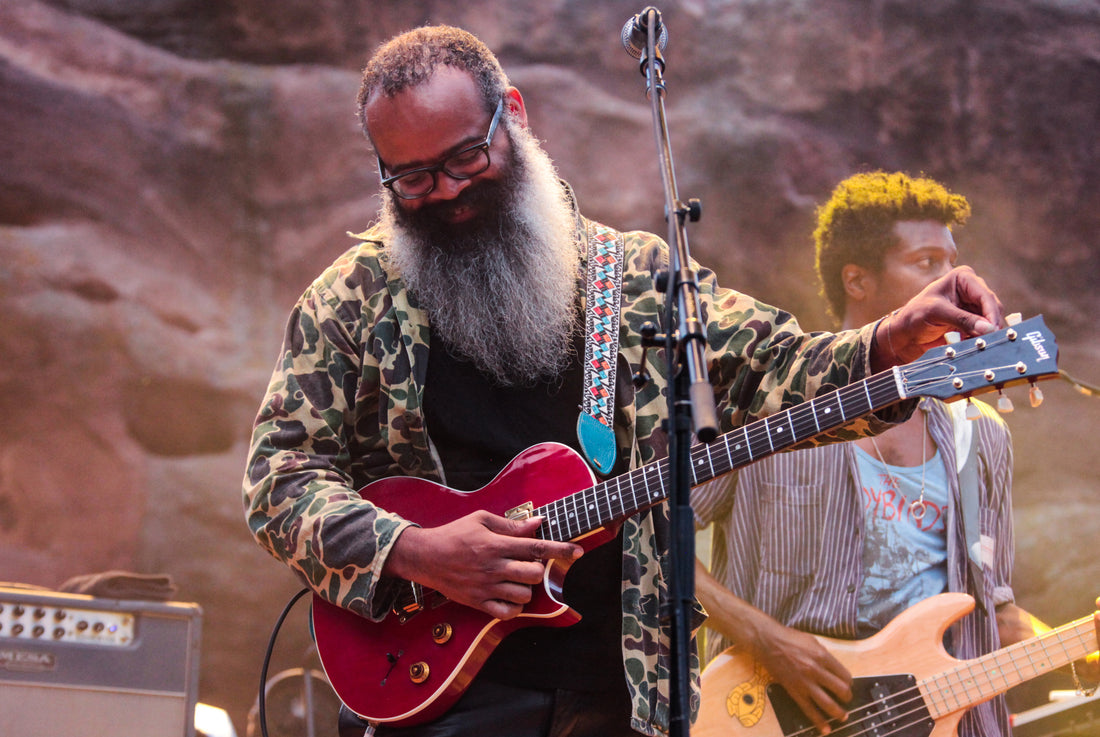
[356,25,509,137]
[813,171,971,322]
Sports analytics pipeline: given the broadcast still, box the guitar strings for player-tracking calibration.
[772,681,929,737]
[535,369,905,543]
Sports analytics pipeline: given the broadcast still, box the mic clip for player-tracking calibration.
[632,321,661,389]
[621,6,669,61]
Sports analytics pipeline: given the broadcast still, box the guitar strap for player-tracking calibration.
[950,400,988,616]
[576,222,625,475]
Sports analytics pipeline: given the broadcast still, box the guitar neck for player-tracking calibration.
[922,616,1098,718]
[535,368,904,543]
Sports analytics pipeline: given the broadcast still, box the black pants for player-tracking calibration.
[339,677,638,737]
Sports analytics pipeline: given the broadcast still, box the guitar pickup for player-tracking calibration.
[393,582,425,620]
[392,582,451,621]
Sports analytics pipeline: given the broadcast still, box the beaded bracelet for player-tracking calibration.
[884,309,900,360]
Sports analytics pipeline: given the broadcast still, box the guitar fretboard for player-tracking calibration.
[922,616,1098,718]
[534,369,904,543]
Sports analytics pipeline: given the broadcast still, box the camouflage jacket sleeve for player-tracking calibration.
[242,232,434,620]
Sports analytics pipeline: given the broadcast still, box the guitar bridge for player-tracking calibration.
[505,502,534,520]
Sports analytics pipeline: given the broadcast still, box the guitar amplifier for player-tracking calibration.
[1012,691,1100,737]
[0,584,202,737]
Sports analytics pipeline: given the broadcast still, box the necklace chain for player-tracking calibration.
[867,410,929,519]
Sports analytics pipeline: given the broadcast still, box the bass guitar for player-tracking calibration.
[312,316,1059,726]
[696,592,1099,737]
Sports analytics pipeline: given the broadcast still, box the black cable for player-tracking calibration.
[258,587,311,737]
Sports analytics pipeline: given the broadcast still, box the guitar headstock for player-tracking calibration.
[900,315,1058,402]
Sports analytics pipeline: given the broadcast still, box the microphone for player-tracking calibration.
[621,7,668,59]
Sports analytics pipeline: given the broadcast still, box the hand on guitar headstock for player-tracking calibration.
[872,266,1003,371]
[383,511,583,621]
[1072,597,1100,690]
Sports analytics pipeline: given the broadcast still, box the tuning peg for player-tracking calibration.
[945,331,962,344]
[1005,312,1022,326]
[1029,383,1044,408]
[965,399,980,420]
[997,392,1014,413]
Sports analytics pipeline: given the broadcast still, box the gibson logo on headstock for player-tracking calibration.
[1023,330,1052,361]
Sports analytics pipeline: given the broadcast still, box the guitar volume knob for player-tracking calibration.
[409,661,430,684]
[431,623,453,645]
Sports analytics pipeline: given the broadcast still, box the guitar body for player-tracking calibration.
[312,442,616,726]
[697,593,978,737]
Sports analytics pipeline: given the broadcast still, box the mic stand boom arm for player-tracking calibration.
[627,7,719,737]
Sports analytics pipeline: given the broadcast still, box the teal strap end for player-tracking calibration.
[576,413,616,474]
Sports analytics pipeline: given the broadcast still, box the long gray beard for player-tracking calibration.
[380,120,581,387]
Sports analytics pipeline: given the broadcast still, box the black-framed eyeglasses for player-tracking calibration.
[377,98,505,200]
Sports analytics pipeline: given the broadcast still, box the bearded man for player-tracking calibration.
[243,25,1005,737]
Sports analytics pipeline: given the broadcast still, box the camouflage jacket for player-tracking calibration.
[243,215,897,736]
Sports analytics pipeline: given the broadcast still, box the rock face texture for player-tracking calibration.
[2,0,1098,730]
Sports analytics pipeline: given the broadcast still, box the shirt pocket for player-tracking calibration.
[759,480,827,578]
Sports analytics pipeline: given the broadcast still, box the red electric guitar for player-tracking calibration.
[312,316,1059,726]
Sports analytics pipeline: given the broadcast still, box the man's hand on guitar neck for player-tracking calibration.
[383,511,584,621]
[1073,597,1100,686]
[1089,596,1100,685]
[1094,595,1100,651]
[871,266,1004,372]
[997,600,1100,686]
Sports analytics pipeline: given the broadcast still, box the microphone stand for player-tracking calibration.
[627,8,719,737]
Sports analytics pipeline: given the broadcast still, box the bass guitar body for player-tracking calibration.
[697,594,977,737]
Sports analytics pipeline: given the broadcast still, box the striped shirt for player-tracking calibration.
[693,398,1015,737]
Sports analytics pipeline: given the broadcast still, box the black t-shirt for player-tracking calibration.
[422,326,625,691]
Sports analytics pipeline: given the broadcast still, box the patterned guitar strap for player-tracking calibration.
[576,222,626,475]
